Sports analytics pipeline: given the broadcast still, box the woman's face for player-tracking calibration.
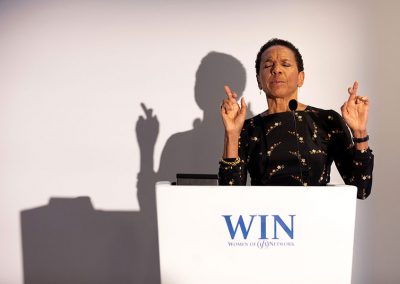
[257,45,304,99]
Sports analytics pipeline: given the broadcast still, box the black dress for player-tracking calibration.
[218,106,374,199]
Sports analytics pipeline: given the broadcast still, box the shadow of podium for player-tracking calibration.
[21,197,160,284]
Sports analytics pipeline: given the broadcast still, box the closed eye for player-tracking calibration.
[282,60,291,67]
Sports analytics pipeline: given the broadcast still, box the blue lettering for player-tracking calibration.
[222,215,256,240]
[258,215,269,240]
[272,215,295,239]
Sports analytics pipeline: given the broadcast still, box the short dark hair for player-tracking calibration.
[255,38,304,75]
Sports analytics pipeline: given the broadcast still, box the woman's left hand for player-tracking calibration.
[340,81,369,136]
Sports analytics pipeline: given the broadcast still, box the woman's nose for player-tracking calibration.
[271,65,282,75]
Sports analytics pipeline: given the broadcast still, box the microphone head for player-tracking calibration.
[289,99,298,111]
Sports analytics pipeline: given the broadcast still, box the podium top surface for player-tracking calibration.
[156,183,357,201]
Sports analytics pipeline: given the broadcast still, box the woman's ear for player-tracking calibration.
[297,71,305,87]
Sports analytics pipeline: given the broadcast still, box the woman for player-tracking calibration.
[219,38,374,199]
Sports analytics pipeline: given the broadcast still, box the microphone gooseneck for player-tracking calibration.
[289,99,305,186]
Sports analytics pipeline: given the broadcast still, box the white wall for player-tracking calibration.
[369,1,400,282]
[1,0,397,283]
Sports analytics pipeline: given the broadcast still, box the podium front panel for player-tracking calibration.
[156,184,357,284]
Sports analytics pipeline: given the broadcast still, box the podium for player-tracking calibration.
[156,183,357,284]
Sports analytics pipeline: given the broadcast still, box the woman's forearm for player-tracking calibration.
[223,133,240,158]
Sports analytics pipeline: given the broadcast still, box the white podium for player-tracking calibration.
[156,183,357,284]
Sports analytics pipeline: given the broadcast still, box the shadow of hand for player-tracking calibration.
[136,103,159,151]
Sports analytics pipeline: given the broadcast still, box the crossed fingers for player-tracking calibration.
[347,81,369,105]
[221,85,239,113]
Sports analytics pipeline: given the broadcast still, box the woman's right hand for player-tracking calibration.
[220,85,247,137]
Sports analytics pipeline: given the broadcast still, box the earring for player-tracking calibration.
[259,89,262,95]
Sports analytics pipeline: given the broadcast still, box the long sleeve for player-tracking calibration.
[329,110,374,199]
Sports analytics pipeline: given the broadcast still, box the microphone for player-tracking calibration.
[289,99,304,186]
[289,99,298,111]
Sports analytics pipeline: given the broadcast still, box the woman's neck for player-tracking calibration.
[266,95,307,115]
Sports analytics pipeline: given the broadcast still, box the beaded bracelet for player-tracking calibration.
[220,157,241,166]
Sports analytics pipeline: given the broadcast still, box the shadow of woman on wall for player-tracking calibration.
[20,51,250,284]
[138,51,249,184]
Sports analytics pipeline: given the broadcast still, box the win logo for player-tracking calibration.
[222,215,295,240]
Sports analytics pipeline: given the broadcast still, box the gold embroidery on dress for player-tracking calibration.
[289,151,307,166]
[291,175,304,185]
[267,142,282,156]
[319,164,327,183]
[250,136,259,142]
[361,175,371,180]
[269,165,285,177]
[309,149,327,155]
[266,121,282,135]
[290,174,308,186]
[362,190,367,199]
[312,122,318,140]
[331,129,344,135]
[324,129,344,141]
[295,112,303,122]
[324,133,332,141]
[288,131,304,143]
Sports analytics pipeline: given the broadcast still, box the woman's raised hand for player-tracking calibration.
[340,81,369,136]
[220,85,247,137]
